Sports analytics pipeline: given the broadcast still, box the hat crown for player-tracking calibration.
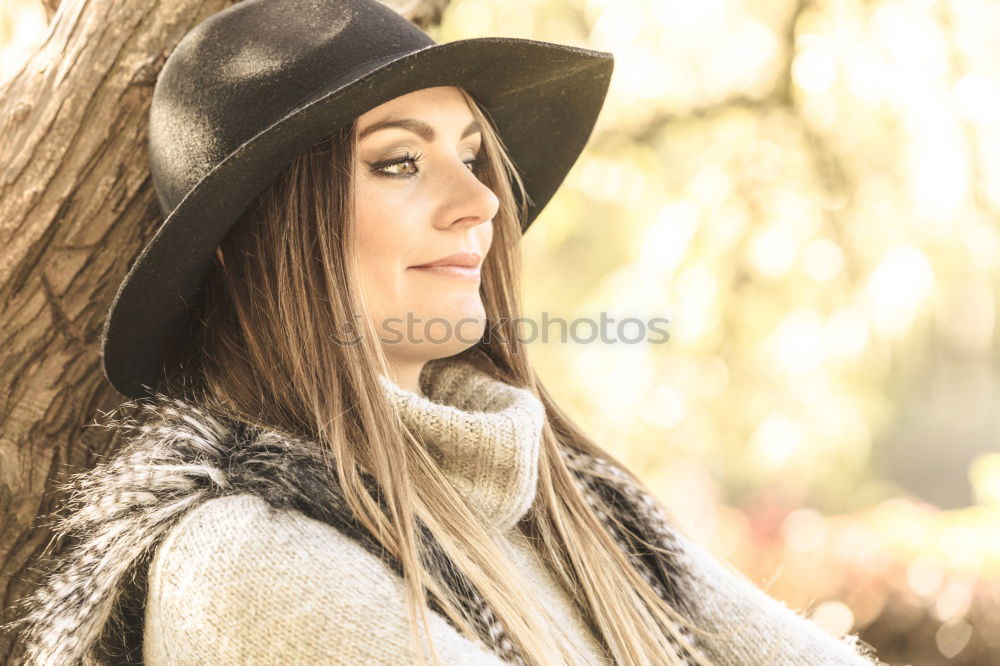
[148,0,434,216]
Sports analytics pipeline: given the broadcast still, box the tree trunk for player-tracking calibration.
[0,0,449,661]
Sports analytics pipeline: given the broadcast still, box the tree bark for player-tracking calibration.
[0,1,449,661]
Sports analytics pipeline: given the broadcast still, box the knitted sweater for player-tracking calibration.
[4,355,884,665]
[142,357,878,665]
[142,359,611,665]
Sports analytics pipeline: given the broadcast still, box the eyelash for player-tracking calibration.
[370,150,483,179]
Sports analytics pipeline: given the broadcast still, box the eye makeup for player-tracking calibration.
[367,150,484,179]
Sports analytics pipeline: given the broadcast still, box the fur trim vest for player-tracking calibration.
[3,358,710,665]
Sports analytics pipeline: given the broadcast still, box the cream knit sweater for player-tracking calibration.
[141,357,880,665]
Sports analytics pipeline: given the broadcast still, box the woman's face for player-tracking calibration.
[353,86,499,375]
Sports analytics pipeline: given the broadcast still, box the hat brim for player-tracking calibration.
[101,37,614,399]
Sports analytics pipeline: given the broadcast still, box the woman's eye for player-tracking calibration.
[371,152,483,179]
[373,152,422,178]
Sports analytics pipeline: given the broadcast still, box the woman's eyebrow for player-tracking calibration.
[359,117,482,142]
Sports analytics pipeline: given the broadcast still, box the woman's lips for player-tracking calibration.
[408,264,481,280]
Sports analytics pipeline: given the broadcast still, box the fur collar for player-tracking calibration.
[3,393,701,665]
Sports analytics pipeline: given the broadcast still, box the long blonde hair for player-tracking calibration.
[160,87,720,666]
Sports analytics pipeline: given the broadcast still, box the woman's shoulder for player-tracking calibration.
[557,446,882,664]
[149,493,383,590]
[144,492,507,665]
[657,519,884,665]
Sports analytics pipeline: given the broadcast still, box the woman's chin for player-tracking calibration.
[378,305,487,346]
[424,313,487,343]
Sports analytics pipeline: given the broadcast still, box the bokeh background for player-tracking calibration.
[4,0,999,663]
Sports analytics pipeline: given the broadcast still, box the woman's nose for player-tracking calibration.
[438,157,499,229]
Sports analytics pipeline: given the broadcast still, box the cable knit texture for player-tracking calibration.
[3,354,885,665]
[377,357,546,531]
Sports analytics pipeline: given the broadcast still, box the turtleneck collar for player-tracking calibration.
[377,355,546,532]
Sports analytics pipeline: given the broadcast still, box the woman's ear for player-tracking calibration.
[215,245,226,269]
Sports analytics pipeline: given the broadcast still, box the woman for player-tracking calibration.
[4,1,884,665]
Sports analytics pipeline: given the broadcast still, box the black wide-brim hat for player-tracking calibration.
[100,0,614,399]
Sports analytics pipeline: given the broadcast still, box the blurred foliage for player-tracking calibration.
[4,0,1000,663]
[433,0,999,663]
[0,0,44,84]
